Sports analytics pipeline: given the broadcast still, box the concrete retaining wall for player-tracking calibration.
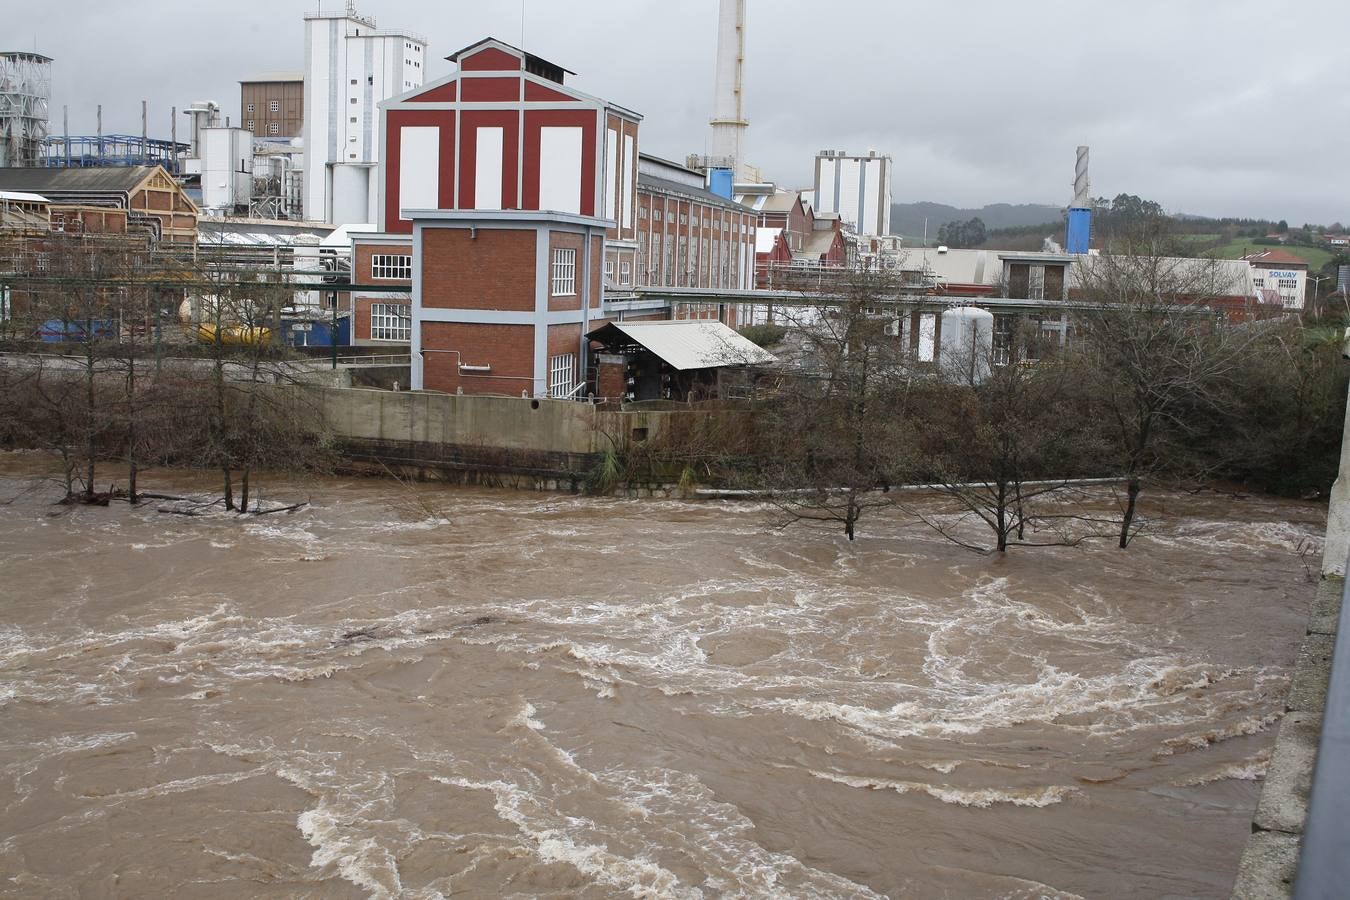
[318,388,744,488]
[1231,577,1342,898]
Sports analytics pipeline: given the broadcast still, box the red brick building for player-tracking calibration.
[346,36,764,393]
[634,154,757,294]
[348,37,637,394]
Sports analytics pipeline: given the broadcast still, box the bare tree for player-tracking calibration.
[912,321,1100,552]
[1069,226,1255,547]
[186,250,332,512]
[755,270,915,540]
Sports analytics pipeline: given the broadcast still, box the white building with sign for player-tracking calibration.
[1242,248,1308,309]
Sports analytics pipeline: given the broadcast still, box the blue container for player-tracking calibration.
[284,315,349,348]
[36,319,117,342]
[1066,208,1092,254]
[708,167,734,200]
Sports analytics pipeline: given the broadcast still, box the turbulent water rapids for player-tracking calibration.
[0,455,1323,898]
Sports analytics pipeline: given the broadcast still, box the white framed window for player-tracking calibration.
[551,248,577,296]
[268,123,280,135]
[246,120,254,130]
[620,261,631,284]
[269,99,280,112]
[246,103,255,114]
[371,254,412,280]
[605,260,615,281]
[370,303,411,341]
[549,353,576,398]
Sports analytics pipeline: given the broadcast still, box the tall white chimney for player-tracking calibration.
[709,0,748,176]
[1072,145,1091,208]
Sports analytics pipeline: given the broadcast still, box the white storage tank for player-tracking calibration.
[201,126,254,212]
[939,306,994,385]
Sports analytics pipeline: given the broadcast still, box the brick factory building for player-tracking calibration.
[240,72,304,139]
[0,165,198,245]
[345,36,762,394]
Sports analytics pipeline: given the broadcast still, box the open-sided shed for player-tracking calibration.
[586,320,775,401]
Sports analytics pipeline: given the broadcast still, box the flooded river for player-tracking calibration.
[0,456,1323,898]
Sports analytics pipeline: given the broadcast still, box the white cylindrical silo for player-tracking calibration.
[939,306,994,385]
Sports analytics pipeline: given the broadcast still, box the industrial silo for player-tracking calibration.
[939,306,994,385]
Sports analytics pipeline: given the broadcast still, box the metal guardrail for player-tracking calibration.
[332,354,411,367]
[1293,560,1350,898]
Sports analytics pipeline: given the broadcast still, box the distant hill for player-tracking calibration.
[891,201,1062,240]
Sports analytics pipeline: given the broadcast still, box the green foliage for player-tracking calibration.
[583,448,622,496]
[1200,326,1348,497]
[677,464,698,497]
[738,324,787,347]
[936,217,987,249]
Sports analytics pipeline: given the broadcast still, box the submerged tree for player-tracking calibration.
[1069,227,1254,547]
[756,270,915,540]
[912,318,1099,552]
[187,250,333,512]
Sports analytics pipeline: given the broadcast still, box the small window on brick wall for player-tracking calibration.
[548,353,576,398]
[370,303,411,341]
[371,254,412,280]
[551,248,577,296]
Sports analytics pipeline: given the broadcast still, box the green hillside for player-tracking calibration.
[1205,239,1334,271]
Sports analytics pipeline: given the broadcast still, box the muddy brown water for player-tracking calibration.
[0,455,1323,898]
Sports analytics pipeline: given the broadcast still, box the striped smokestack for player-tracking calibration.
[1073,145,1090,209]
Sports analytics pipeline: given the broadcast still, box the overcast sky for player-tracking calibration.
[11,0,1348,224]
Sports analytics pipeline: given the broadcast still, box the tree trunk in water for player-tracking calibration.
[84,453,96,502]
[83,339,97,501]
[240,467,250,514]
[223,467,234,511]
[1119,477,1141,549]
[126,353,137,504]
[996,481,1008,552]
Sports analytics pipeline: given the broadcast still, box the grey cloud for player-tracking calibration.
[11,0,1348,223]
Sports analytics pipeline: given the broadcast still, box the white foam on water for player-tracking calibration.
[436,775,697,899]
[297,802,404,899]
[1173,750,1272,787]
[810,769,1078,808]
[89,767,267,802]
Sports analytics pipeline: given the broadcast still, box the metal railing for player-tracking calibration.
[1294,560,1350,898]
[332,354,411,368]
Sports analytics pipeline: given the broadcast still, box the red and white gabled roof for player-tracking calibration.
[379,36,641,122]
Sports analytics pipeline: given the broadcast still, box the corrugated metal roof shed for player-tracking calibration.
[587,320,776,370]
[0,166,158,193]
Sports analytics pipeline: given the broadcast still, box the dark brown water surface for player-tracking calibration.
[0,455,1322,898]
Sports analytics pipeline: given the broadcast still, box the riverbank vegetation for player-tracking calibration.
[0,233,334,511]
[3,232,1345,548]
